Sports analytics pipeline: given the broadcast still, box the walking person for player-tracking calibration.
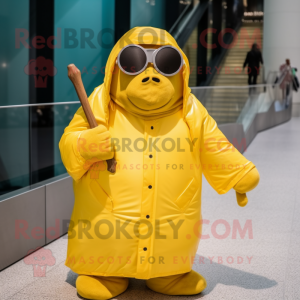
[279,59,293,108]
[243,43,264,90]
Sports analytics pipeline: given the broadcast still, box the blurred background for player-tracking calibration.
[0,0,299,196]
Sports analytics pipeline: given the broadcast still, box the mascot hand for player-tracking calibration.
[234,168,260,207]
[78,125,114,161]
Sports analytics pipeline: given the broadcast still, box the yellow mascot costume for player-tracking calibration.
[59,27,260,299]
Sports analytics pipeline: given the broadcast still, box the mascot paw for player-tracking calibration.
[236,192,248,207]
[76,275,129,300]
[146,270,207,295]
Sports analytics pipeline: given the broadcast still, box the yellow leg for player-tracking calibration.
[76,275,129,300]
[146,270,207,296]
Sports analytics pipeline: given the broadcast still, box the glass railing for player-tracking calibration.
[0,102,80,196]
[0,74,293,196]
[191,71,293,131]
[191,85,267,125]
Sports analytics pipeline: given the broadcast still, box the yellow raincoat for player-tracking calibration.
[59,27,255,280]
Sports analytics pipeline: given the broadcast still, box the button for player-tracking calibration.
[149,155,153,158]
[146,215,150,219]
[151,126,154,130]
[143,247,147,251]
[148,185,152,189]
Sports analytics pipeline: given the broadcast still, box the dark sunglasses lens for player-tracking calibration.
[119,46,147,74]
[155,48,182,75]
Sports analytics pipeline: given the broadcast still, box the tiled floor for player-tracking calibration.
[1,118,300,300]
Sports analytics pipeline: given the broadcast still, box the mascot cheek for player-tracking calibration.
[110,66,134,103]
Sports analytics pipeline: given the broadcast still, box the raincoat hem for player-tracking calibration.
[65,262,192,280]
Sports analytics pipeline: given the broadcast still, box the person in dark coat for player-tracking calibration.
[243,43,264,85]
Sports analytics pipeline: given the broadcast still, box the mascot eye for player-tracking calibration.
[43,67,47,71]
[119,46,147,74]
[154,47,182,75]
[35,67,38,71]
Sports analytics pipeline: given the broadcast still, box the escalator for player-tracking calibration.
[210,23,264,86]
[205,23,264,124]
[168,1,264,125]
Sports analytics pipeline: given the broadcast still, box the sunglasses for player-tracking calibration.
[117,45,184,77]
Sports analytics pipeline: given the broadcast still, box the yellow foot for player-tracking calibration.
[146,270,207,296]
[76,275,129,300]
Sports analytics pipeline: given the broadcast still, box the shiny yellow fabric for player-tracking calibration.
[59,27,255,280]
[234,167,260,193]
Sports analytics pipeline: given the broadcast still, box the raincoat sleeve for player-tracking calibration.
[199,106,255,194]
[59,106,92,181]
[59,86,107,181]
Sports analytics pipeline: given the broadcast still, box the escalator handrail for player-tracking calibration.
[169,2,193,35]
[0,101,80,109]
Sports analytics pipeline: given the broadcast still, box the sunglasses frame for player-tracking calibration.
[117,44,184,77]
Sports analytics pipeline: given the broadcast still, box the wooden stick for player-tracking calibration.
[67,64,117,173]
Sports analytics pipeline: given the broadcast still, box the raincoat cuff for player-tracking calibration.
[219,161,256,194]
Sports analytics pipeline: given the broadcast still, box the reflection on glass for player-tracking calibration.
[0,0,30,106]
[0,107,29,195]
[0,103,80,196]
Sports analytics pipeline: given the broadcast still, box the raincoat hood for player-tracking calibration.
[101,27,191,124]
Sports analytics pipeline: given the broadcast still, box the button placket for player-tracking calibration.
[136,119,156,278]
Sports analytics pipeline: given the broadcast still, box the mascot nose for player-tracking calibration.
[141,77,161,83]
